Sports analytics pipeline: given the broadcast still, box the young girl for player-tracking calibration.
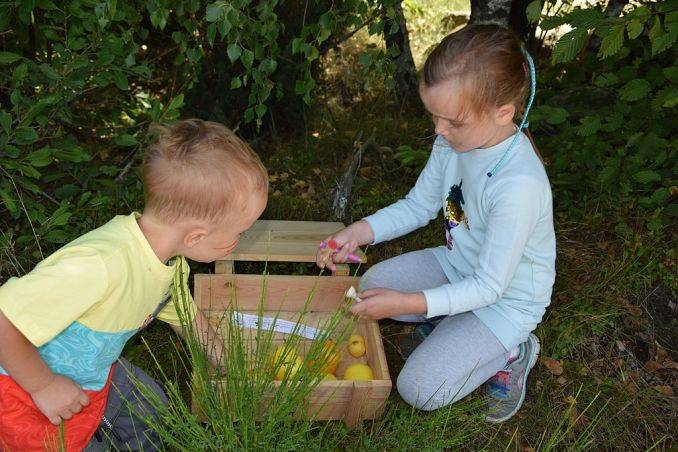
[317,24,556,422]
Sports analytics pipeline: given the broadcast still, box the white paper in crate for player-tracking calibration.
[232,312,325,339]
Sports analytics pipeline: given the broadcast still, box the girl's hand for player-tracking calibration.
[30,374,90,425]
[316,220,374,271]
[349,288,427,320]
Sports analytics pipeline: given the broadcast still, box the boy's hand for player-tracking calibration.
[349,288,427,320]
[30,374,90,425]
[316,220,374,271]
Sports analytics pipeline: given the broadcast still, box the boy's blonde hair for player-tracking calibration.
[142,119,268,223]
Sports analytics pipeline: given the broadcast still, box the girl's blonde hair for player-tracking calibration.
[423,24,528,118]
[423,24,542,159]
[142,119,268,223]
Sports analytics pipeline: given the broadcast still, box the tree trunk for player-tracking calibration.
[604,0,630,18]
[470,0,512,27]
[382,0,419,104]
[470,0,533,41]
[509,0,531,40]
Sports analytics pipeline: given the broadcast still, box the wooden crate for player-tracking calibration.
[194,273,392,427]
[214,220,367,276]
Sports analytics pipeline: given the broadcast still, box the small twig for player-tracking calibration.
[322,12,380,54]
[0,166,43,259]
[148,44,181,65]
[37,188,59,206]
[330,130,376,222]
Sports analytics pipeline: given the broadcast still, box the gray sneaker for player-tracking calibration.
[484,333,540,423]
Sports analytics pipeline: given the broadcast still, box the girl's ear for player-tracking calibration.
[494,103,516,126]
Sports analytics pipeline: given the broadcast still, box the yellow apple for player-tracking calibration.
[270,345,302,380]
[343,363,374,381]
[347,334,366,358]
[309,340,341,374]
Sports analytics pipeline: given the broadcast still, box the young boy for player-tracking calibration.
[0,119,268,451]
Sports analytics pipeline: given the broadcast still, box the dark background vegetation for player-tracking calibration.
[0,0,675,448]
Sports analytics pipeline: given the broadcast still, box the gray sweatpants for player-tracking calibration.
[361,249,509,411]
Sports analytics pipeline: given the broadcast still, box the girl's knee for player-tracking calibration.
[396,365,446,411]
[359,264,388,291]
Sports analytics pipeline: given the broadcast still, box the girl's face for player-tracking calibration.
[419,80,515,152]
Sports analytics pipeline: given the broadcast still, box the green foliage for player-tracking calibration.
[0,0,188,267]
[526,1,543,24]
[0,0,403,274]
[394,144,429,170]
[533,1,677,235]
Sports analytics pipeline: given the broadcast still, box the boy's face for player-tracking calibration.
[183,191,267,263]
[419,80,515,152]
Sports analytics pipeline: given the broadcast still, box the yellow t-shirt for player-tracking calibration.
[0,212,196,390]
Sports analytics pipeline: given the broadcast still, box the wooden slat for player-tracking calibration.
[215,220,367,264]
[344,381,372,428]
[364,321,391,382]
[331,264,350,276]
[196,273,360,312]
[214,260,234,274]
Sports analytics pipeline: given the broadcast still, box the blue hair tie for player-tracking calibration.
[487,48,536,178]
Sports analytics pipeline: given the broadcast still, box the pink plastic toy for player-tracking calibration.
[319,241,362,263]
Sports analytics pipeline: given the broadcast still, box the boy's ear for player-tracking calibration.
[184,227,208,248]
[495,104,516,126]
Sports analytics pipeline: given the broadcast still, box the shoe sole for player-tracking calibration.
[485,334,541,423]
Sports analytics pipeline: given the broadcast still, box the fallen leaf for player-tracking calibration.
[269,173,279,182]
[663,361,678,371]
[644,360,664,373]
[272,190,282,197]
[589,358,605,368]
[400,122,409,129]
[568,404,579,440]
[652,385,674,396]
[623,380,638,394]
[626,304,643,316]
[312,168,321,176]
[535,380,543,391]
[557,376,567,385]
[616,340,627,352]
[655,343,668,361]
[555,293,569,303]
[306,183,316,197]
[541,356,564,375]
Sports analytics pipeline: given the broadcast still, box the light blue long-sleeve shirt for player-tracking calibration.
[364,132,556,350]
